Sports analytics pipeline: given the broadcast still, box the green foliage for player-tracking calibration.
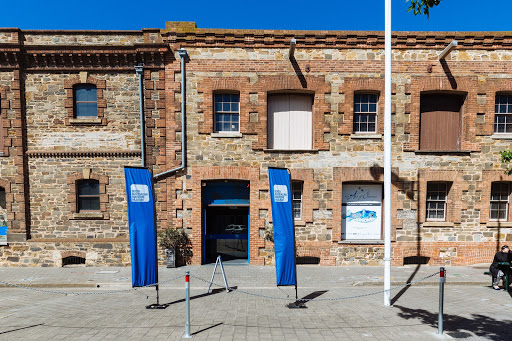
[158,228,190,250]
[500,149,512,175]
[264,224,274,243]
[407,0,442,18]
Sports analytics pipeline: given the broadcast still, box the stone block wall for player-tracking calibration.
[2,23,512,266]
[0,26,169,266]
[160,26,512,267]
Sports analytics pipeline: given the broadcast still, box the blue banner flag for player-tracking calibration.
[124,167,157,287]
[268,167,296,286]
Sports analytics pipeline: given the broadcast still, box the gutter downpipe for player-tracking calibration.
[154,49,189,179]
[135,65,145,167]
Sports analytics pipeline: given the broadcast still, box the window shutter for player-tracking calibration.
[268,94,312,150]
[420,94,462,151]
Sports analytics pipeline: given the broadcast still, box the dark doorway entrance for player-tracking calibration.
[205,206,249,263]
[202,181,250,264]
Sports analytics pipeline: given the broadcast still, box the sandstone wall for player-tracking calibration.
[165,46,512,266]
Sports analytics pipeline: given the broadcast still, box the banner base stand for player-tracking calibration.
[208,256,230,293]
[287,301,307,309]
[146,303,169,309]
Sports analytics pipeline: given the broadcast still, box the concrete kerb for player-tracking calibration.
[0,264,493,290]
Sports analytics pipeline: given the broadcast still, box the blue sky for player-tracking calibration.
[1,1,508,32]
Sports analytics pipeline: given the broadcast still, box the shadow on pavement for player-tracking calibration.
[391,264,421,305]
[0,324,44,335]
[162,286,237,306]
[191,322,223,336]
[287,290,328,309]
[394,305,512,341]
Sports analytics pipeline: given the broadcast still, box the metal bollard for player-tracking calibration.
[438,267,446,335]
[183,271,192,339]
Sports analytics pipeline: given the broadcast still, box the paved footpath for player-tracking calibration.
[0,263,511,340]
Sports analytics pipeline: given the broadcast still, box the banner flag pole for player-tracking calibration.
[124,166,167,309]
[268,167,304,308]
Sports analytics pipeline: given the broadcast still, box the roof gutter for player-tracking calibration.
[154,48,189,179]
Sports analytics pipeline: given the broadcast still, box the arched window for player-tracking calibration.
[74,84,98,117]
[77,179,100,212]
[0,187,5,209]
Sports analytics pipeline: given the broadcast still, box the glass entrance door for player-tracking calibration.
[204,206,249,263]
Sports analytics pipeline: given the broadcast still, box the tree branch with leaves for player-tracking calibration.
[407,0,442,18]
[500,149,512,175]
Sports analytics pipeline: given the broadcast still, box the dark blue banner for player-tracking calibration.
[124,167,157,287]
[268,167,296,286]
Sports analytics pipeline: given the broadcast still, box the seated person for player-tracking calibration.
[490,245,511,290]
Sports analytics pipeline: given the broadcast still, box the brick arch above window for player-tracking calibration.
[331,167,401,242]
[418,169,467,224]
[290,169,318,224]
[338,78,390,135]
[405,76,481,152]
[197,77,254,135]
[196,75,331,150]
[476,79,512,136]
[64,75,107,126]
[478,170,512,224]
[67,170,109,220]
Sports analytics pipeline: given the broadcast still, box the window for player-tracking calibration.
[267,94,313,150]
[353,94,378,133]
[341,184,382,240]
[490,182,510,221]
[214,93,239,132]
[74,84,97,117]
[0,187,5,209]
[292,181,303,220]
[77,180,100,212]
[494,95,512,133]
[426,182,447,221]
[420,93,463,151]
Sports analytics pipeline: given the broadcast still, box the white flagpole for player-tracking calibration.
[383,0,392,307]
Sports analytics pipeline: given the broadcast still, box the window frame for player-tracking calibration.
[490,182,510,222]
[494,94,512,134]
[353,93,378,134]
[426,182,448,222]
[267,93,313,150]
[213,92,240,133]
[76,179,101,213]
[0,186,5,209]
[73,84,98,118]
[292,181,303,221]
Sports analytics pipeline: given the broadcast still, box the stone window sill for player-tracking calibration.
[72,212,105,220]
[69,118,104,125]
[211,132,243,138]
[338,240,384,245]
[491,134,512,140]
[263,149,319,153]
[422,221,454,227]
[350,134,382,139]
[414,150,472,155]
[294,220,306,226]
[486,221,512,227]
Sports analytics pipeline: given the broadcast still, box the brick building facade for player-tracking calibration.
[0,22,511,266]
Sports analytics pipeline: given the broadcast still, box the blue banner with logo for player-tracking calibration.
[124,167,157,287]
[268,167,296,286]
